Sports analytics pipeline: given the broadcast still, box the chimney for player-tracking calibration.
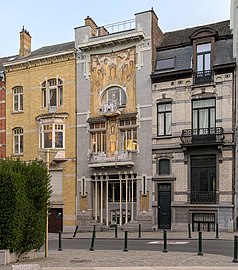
[97,26,109,37]
[84,16,98,37]
[19,26,31,57]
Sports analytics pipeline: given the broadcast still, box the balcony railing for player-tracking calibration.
[104,19,135,34]
[191,191,216,204]
[193,70,214,85]
[181,127,224,145]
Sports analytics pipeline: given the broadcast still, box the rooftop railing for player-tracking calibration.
[104,19,135,34]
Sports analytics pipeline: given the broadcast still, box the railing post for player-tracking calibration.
[215,223,219,239]
[114,224,118,238]
[58,231,62,251]
[197,231,203,256]
[163,230,168,253]
[188,223,192,239]
[73,225,79,238]
[138,224,142,239]
[123,231,128,252]
[233,236,238,263]
[90,226,96,251]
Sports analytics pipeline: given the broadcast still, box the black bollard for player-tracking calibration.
[123,231,128,252]
[163,230,168,253]
[215,223,219,239]
[115,224,118,238]
[90,227,96,251]
[58,231,62,251]
[138,224,142,239]
[73,225,79,238]
[188,223,192,239]
[197,231,203,256]
[233,236,238,263]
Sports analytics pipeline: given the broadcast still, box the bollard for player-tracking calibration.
[215,223,219,239]
[115,224,118,238]
[233,235,238,263]
[197,231,203,256]
[123,231,128,252]
[90,227,96,251]
[138,224,142,239]
[58,231,62,251]
[188,223,192,239]
[73,225,79,238]
[163,230,168,253]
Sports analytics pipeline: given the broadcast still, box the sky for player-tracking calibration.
[0,0,231,57]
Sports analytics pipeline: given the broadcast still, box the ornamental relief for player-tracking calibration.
[90,47,136,115]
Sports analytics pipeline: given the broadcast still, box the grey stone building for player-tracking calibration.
[151,20,236,231]
[75,10,162,229]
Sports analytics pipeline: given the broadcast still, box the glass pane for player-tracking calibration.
[197,43,211,53]
[20,135,23,153]
[158,113,164,136]
[50,89,57,106]
[199,109,209,130]
[158,104,166,112]
[205,53,211,70]
[44,132,52,148]
[14,136,19,153]
[210,108,215,128]
[55,131,63,148]
[197,55,203,71]
[159,159,170,175]
[58,87,63,106]
[166,112,171,135]
[14,95,18,111]
[42,89,47,107]
[193,110,198,130]
[20,94,23,110]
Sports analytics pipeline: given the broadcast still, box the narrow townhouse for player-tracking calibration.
[3,27,77,232]
[75,10,163,229]
[151,20,236,231]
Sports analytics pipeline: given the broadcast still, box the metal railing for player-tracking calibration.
[104,19,135,34]
[193,70,214,84]
[181,127,224,144]
[190,191,216,204]
[89,151,133,164]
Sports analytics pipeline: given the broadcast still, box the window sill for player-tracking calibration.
[12,153,24,157]
[11,111,24,115]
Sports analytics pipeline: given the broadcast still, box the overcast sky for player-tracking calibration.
[0,0,231,57]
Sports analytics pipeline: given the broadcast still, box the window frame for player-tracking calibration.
[40,123,65,149]
[13,127,23,155]
[157,102,172,136]
[158,158,171,176]
[101,86,127,110]
[12,86,23,112]
[41,78,63,109]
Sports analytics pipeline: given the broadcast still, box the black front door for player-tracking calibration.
[158,184,171,229]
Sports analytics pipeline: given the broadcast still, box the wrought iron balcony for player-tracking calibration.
[193,70,214,85]
[191,191,216,204]
[181,127,224,145]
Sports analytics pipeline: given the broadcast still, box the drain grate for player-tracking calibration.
[70,259,92,263]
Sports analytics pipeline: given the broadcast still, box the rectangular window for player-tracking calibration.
[191,155,216,203]
[91,132,106,153]
[13,86,23,112]
[121,129,137,151]
[192,99,215,135]
[157,103,172,136]
[41,123,64,149]
[13,128,23,154]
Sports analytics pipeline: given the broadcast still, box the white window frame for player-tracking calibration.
[40,123,65,149]
[13,127,23,154]
[13,86,23,112]
[41,78,63,109]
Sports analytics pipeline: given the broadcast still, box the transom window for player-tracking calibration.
[101,86,127,111]
[192,99,215,134]
[40,123,64,149]
[42,79,63,109]
[13,86,23,112]
[13,127,23,154]
[157,103,172,136]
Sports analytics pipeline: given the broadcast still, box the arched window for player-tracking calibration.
[13,127,23,154]
[101,86,127,111]
[12,86,23,112]
[42,78,63,110]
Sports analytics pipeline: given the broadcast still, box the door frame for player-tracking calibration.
[158,183,171,229]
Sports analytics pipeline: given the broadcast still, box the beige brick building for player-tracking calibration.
[4,27,77,232]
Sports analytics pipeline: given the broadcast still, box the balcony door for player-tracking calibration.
[190,156,216,204]
[192,99,215,142]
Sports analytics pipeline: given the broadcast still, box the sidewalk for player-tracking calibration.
[3,231,238,270]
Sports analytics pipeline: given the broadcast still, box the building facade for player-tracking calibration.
[75,10,163,228]
[151,20,236,231]
[4,28,77,232]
